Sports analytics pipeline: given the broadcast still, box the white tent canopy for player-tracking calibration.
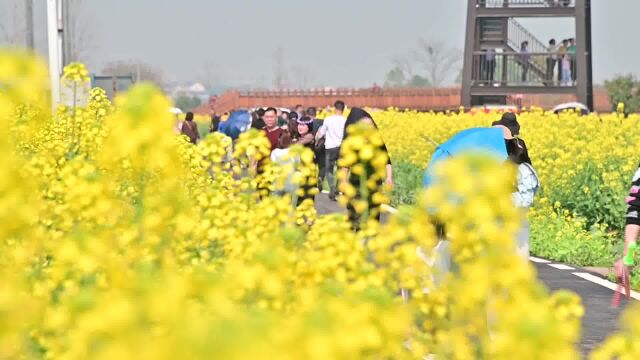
[552,102,590,114]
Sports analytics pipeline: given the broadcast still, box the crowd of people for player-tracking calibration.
[479,37,578,86]
[545,37,577,86]
[179,100,393,230]
[178,105,541,252]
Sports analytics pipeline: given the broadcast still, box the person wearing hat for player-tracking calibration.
[491,112,519,139]
[493,112,538,259]
[492,112,532,165]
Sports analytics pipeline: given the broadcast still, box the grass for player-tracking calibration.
[391,161,424,207]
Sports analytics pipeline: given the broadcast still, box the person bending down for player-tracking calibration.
[615,166,640,277]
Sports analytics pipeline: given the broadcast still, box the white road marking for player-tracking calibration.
[345,203,639,302]
[548,264,575,270]
[572,272,640,301]
[529,256,551,264]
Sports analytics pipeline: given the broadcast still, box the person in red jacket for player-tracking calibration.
[262,107,283,151]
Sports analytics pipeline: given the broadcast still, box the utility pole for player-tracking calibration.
[47,0,64,108]
[25,0,34,49]
[273,47,287,89]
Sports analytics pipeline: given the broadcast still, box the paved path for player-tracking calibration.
[314,193,636,355]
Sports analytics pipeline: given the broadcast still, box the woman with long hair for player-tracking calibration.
[291,116,316,205]
[292,116,314,149]
[340,108,393,230]
[507,138,540,258]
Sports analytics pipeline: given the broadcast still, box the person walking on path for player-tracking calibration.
[292,117,316,206]
[270,130,295,196]
[262,107,283,152]
[278,110,289,128]
[295,104,304,120]
[286,111,299,136]
[209,112,221,133]
[614,166,640,298]
[181,112,200,144]
[316,100,347,201]
[251,108,266,130]
[507,138,540,259]
[292,116,315,150]
[340,108,393,231]
[307,107,326,191]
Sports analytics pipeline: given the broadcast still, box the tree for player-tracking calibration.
[412,39,462,87]
[604,75,640,114]
[384,66,406,88]
[102,60,164,86]
[0,0,25,45]
[63,0,95,63]
[407,75,431,88]
[174,95,202,112]
[384,39,462,88]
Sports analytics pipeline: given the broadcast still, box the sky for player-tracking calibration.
[1,0,639,90]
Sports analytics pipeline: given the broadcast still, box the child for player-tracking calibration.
[507,138,540,258]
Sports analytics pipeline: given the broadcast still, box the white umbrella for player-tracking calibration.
[170,107,183,115]
[552,102,589,115]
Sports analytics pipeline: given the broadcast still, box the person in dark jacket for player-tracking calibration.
[614,166,640,288]
[251,108,266,130]
[307,107,326,191]
[181,112,200,144]
[340,107,393,230]
[209,113,221,133]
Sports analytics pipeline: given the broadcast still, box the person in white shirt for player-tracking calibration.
[316,100,346,201]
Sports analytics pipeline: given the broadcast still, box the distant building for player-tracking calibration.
[165,82,210,103]
[90,74,136,100]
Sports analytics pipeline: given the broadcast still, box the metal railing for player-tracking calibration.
[236,87,461,97]
[471,52,576,87]
[477,0,574,7]
[507,19,548,54]
[507,19,550,75]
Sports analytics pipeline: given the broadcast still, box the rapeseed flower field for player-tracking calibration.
[1,50,639,359]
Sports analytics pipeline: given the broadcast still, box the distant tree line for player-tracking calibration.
[174,95,202,112]
[605,74,640,114]
[384,39,462,88]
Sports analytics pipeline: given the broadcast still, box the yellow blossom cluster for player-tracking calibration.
[372,108,640,229]
[61,62,90,87]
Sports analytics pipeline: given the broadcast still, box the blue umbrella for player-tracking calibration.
[423,127,508,187]
[219,110,251,140]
